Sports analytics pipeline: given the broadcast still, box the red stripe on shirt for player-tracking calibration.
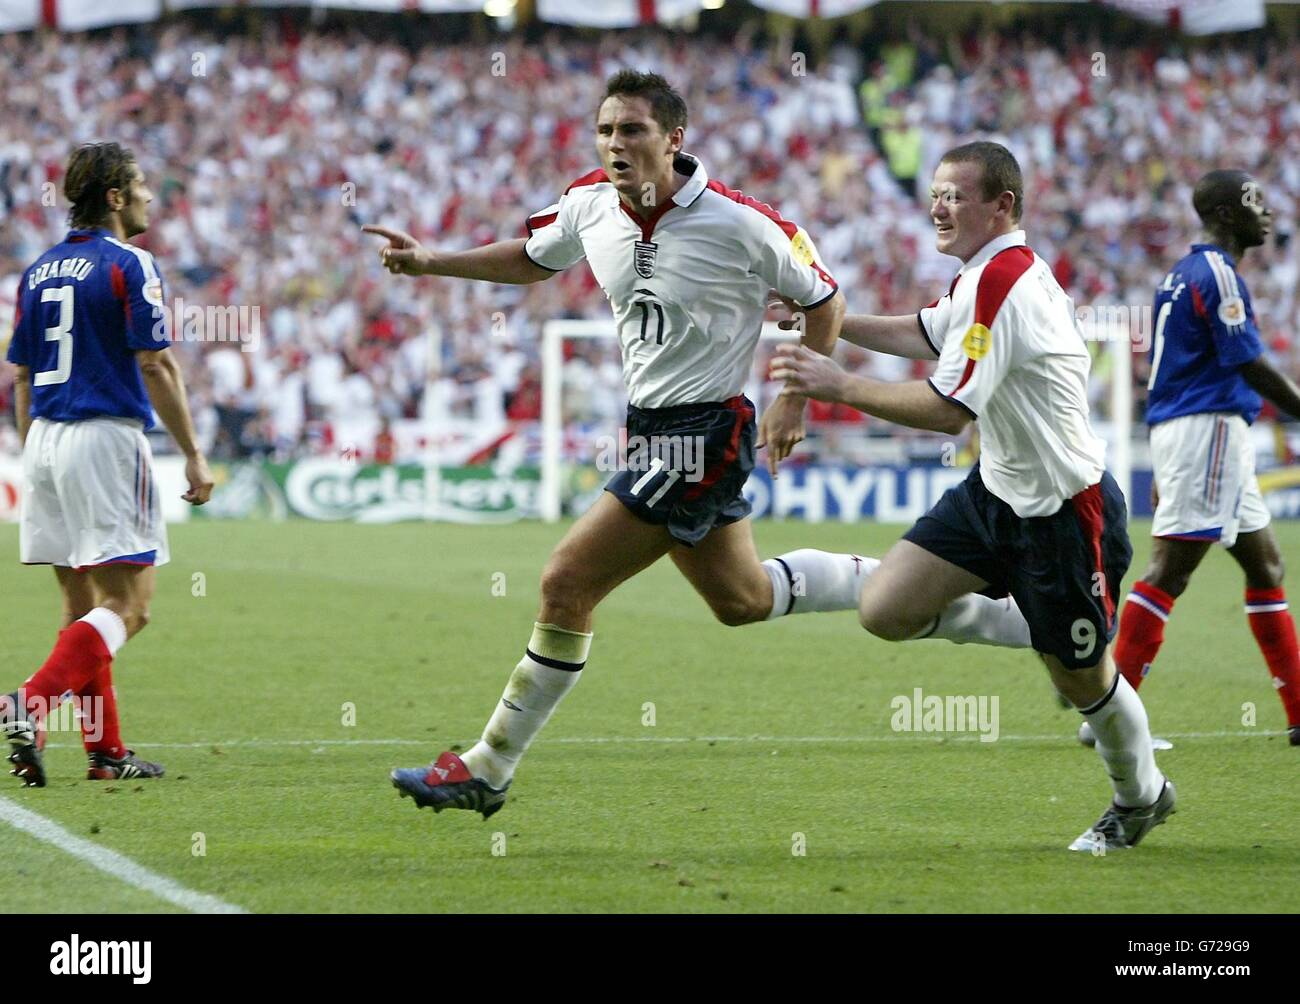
[942,245,1034,398]
[563,168,609,195]
[951,357,978,395]
[1190,283,1207,319]
[973,246,1034,329]
[706,179,799,239]
[705,180,837,290]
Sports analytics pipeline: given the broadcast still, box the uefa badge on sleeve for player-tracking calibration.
[633,240,658,279]
[1218,296,1246,329]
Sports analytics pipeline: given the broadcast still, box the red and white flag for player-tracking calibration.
[1100,0,1265,35]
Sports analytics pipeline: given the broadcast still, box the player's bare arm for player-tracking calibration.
[839,313,937,359]
[362,228,553,285]
[759,288,845,475]
[1239,355,1300,418]
[769,343,970,435]
[136,347,213,505]
[11,364,31,445]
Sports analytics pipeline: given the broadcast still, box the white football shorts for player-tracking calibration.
[20,416,170,569]
[1150,411,1270,549]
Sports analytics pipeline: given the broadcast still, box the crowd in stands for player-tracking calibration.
[1,21,1296,465]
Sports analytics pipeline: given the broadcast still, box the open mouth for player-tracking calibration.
[611,160,631,174]
[936,224,954,235]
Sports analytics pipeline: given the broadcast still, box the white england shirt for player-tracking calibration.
[524,152,838,409]
[919,230,1107,517]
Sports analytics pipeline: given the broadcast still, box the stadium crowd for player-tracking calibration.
[0,21,1297,465]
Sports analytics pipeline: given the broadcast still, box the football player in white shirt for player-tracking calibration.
[772,142,1175,852]
[365,74,1028,820]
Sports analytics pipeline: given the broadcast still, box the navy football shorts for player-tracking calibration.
[604,395,755,546]
[903,465,1133,669]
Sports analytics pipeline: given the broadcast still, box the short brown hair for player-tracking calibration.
[599,70,688,135]
[939,141,1024,222]
[64,143,137,228]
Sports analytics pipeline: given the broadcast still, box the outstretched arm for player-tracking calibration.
[839,313,938,359]
[770,344,970,435]
[363,227,553,285]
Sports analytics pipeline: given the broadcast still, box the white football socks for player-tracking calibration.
[1081,675,1164,808]
[459,622,591,790]
[763,548,1032,649]
[910,594,1033,649]
[763,549,878,617]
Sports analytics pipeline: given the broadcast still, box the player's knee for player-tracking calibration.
[858,605,913,642]
[538,560,592,619]
[126,606,151,636]
[1255,553,1285,589]
[710,595,767,627]
[1143,565,1189,599]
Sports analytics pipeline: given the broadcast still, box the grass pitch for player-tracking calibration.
[2,519,1296,913]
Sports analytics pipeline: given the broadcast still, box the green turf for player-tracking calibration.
[1,519,1296,913]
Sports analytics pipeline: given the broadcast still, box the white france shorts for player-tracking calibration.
[1150,411,1270,549]
[20,416,170,570]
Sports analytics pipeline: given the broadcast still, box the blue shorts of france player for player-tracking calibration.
[604,395,755,547]
[903,465,1133,669]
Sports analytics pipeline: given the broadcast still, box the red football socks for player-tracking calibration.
[1113,581,1175,691]
[1245,587,1300,728]
[21,621,110,727]
[79,658,125,758]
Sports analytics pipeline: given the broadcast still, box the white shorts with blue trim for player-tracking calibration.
[1149,412,1270,549]
[20,416,170,569]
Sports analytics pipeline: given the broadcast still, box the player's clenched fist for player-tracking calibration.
[769,344,847,404]
[362,224,432,276]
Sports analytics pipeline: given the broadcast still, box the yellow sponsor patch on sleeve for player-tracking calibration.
[962,323,992,360]
[790,228,815,267]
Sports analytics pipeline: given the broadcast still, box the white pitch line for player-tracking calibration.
[42,729,1285,750]
[0,795,246,915]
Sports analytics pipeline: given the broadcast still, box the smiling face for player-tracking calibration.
[929,159,1018,263]
[595,94,683,210]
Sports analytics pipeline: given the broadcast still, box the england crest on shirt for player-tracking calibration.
[633,240,658,279]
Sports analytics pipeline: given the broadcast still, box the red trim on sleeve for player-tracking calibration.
[525,211,558,234]
[1190,283,1207,319]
